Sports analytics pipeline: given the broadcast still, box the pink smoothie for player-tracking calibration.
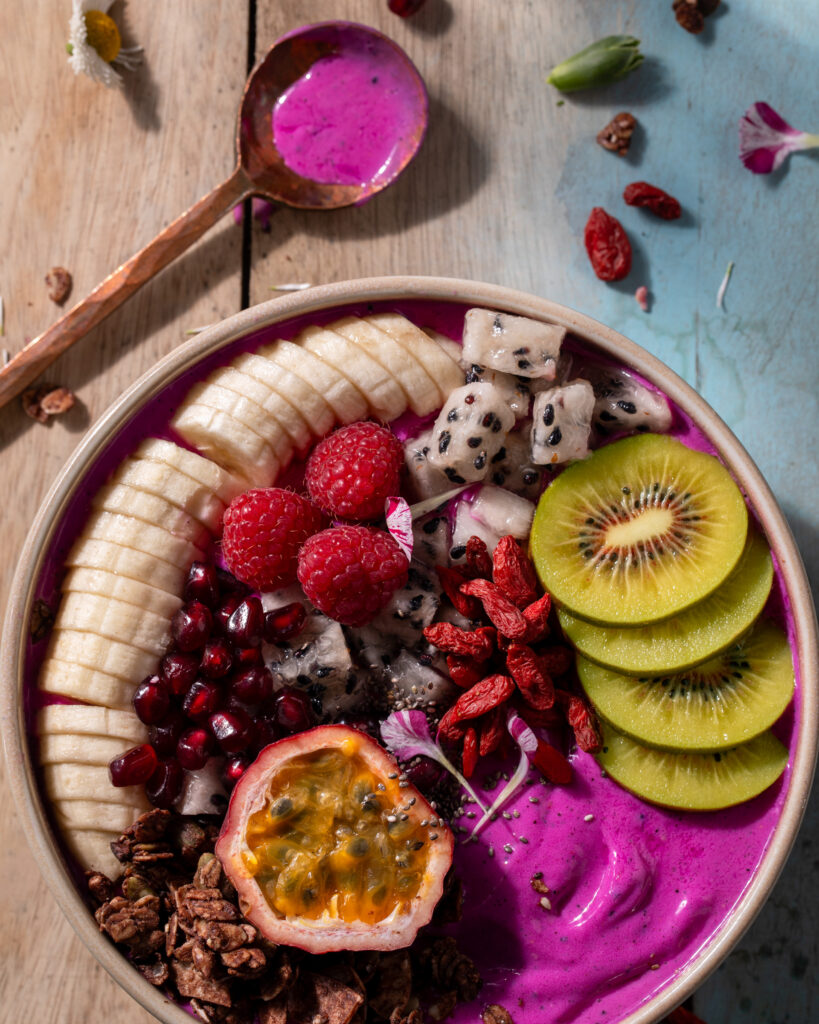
[272,32,423,188]
[26,299,799,1024]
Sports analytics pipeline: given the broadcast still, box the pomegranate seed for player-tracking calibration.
[183,679,223,720]
[233,645,263,669]
[200,638,234,679]
[273,686,315,733]
[215,593,243,634]
[224,596,264,648]
[263,602,307,643]
[403,756,444,794]
[146,759,184,808]
[132,675,171,725]
[184,561,221,607]
[177,727,215,771]
[388,0,427,15]
[148,710,186,757]
[253,714,282,752]
[231,666,275,705]
[223,755,249,788]
[160,651,200,696]
[109,743,158,787]
[171,601,213,652]
[216,567,249,596]
[209,709,255,754]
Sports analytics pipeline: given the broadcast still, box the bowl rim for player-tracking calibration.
[2,275,817,1024]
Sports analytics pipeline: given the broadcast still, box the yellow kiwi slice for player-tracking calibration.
[595,722,788,810]
[558,529,773,674]
[578,619,794,752]
[530,434,748,626]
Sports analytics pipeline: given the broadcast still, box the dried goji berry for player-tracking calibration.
[460,579,528,640]
[623,181,682,220]
[492,536,539,608]
[452,674,515,723]
[515,701,563,730]
[537,646,573,677]
[446,655,485,690]
[532,739,572,785]
[506,644,555,710]
[465,535,493,579]
[521,592,552,643]
[437,706,468,743]
[584,207,632,282]
[423,622,495,661]
[462,726,478,778]
[479,707,506,757]
[556,690,602,752]
[436,565,482,619]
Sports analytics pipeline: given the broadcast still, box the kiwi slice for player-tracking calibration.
[579,619,794,752]
[558,530,773,675]
[530,434,748,625]
[595,722,788,811]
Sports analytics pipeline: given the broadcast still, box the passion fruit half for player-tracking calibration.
[215,725,454,953]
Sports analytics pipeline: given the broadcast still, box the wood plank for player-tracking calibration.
[0,3,247,1022]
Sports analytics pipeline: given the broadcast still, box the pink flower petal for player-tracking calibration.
[739,102,819,174]
[753,101,798,136]
[385,496,413,562]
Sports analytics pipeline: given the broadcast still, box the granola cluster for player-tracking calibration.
[88,809,481,1024]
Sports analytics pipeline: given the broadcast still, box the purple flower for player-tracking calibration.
[739,102,819,174]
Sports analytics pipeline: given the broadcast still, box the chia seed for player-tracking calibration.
[503,844,513,855]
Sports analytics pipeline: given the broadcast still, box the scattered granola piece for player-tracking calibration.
[635,286,650,312]
[482,1005,515,1024]
[672,0,720,33]
[45,266,73,305]
[530,873,550,896]
[22,384,76,423]
[596,112,636,156]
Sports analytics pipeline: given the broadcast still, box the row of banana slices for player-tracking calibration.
[37,315,464,878]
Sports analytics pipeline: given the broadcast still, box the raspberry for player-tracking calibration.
[297,525,409,626]
[222,488,323,590]
[305,421,404,521]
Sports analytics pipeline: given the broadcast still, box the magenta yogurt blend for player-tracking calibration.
[26,299,799,1024]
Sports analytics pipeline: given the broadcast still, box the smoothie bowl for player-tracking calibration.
[2,277,817,1024]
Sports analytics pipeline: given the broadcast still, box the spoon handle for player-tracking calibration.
[0,167,252,411]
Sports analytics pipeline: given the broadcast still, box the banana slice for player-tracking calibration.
[424,328,463,365]
[55,593,170,656]
[299,325,408,423]
[38,704,146,742]
[172,402,279,487]
[43,763,147,807]
[209,366,313,456]
[112,459,227,534]
[261,338,369,424]
[136,438,245,506]
[55,800,143,834]
[65,538,185,595]
[46,630,158,684]
[39,733,135,766]
[61,828,124,877]
[39,659,136,709]
[94,482,212,548]
[84,510,205,570]
[367,313,465,401]
[187,380,294,469]
[63,567,183,620]
[235,352,336,440]
[331,316,440,416]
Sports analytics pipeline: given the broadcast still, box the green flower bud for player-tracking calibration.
[546,35,643,93]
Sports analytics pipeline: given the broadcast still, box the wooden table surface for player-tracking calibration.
[1,2,816,1022]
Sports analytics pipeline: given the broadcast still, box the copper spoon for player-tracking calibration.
[0,21,427,411]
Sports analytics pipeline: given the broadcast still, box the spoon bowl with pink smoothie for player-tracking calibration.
[2,278,816,1024]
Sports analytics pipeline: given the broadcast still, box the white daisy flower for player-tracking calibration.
[67,1,142,89]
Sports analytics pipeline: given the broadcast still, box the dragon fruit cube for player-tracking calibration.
[531,380,595,466]
[463,364,532,418]
[462,308,565,380]
[586,366,672,437]
[470,484,535,540]
[427,382,515,484]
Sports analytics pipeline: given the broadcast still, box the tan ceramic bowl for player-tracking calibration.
[2,277,817,1024]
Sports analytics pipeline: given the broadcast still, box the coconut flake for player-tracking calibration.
[408,485,470,521]
[716,261,734,310]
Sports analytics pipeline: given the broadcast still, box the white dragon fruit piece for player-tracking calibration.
[531,380,595,466]
[363,561,441,647]
[470,484,535,541]
[382,650,458,713]
[175,757,228,816]
[404,427,451,502]
[412,514,451,567]
[427,382,515,485]
[486,431,544,500]
[462,363,532,419]
[462,308,566,380]
[584,365,673,437]
[449,500,503,562]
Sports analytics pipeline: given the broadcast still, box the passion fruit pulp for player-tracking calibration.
[215,725,454,952]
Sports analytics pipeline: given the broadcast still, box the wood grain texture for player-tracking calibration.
[1,1,816,1022]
